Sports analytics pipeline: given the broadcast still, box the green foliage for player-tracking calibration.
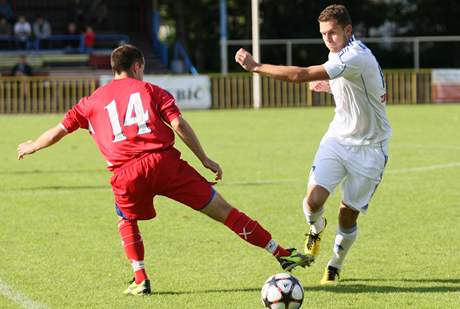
[155,1,459,71]
[1,105,460,308]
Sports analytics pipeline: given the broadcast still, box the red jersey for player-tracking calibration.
[61,77,181,170]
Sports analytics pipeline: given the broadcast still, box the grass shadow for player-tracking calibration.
[1,169,105,175]
[154,278,460,296]
[342,278,460,284]
[5,185,109,191]
[305,284,460,294]
[155,287,260,296]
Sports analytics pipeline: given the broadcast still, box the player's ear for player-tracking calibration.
[132,62,140,72]
[129,62,139,77]
[344,24,352,36]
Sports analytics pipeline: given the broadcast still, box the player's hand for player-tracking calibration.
[309,80,331,93]
[202,157,223,181]
[235,48,260,72]
[17,140,37,160]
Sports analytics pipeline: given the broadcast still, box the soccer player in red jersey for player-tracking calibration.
[17,44,313,296]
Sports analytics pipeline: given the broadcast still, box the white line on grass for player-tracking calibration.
[223,162,460,185]
[385,162,460,174]
[0,278,50,309]
[224,178,299,185]
[1,162,460,193]
[392,143,460,150]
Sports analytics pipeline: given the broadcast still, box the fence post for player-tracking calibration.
[411,71,418,104]
[413,38,420,69]
[286,41,292,66]
[306,85,312,106]
[0,80,4,113]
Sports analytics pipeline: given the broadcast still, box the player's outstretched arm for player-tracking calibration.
[17,124,68,160]
[170,116,222,181]
[235,48,330,83]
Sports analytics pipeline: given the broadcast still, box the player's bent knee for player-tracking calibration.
[304,195,324,212]
[305,185,329,212]
[200,192,233,223]
[302,197,314,213]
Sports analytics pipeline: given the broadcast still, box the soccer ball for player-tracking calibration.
[261,273,304,309]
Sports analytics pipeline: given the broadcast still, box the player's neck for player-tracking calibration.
[114,72,135,80]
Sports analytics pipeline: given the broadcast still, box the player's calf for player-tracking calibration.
[118,218,149,285]
[224,208,310,266]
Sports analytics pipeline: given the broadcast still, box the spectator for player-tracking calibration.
[33,15,51,49]
[0,0,13,23]
[11,55,33,76]
[0,16,11,48]
[83,26,95,53]
[14,16,31,49]
[64,22,79,52]
[11,55,33,99]
[0,16,11,35]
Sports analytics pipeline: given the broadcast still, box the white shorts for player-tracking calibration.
[308,136,389,213]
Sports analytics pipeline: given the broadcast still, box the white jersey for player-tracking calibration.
[322,35,392,145]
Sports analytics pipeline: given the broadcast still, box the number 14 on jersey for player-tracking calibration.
[104,92,151,142]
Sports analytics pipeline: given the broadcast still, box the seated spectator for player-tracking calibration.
[0,0,13,23]
[11,55,33,99]
[33,15,52,49]
[11,55,33,76]
[64,22,80,52]
[83,26,95,53]
[14,16,32,49]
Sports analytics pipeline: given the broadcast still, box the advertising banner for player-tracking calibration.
[432,69,460,103]
[100,75,212,109]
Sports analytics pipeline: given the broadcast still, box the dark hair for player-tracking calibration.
[110,44,145,74]
[318,4,352,27]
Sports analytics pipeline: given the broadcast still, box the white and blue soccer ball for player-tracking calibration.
[261,273,304,309]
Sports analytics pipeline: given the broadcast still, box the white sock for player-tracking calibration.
[311,217,325,234]
[302,197,325,234]
[131,260,145,271]
[264,239,278,255]
[328,226,358,270]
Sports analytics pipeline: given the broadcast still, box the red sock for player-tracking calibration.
[134,269,147,284]
[118,219,148,284]
[274,246,290,257]
[224,208,290,257]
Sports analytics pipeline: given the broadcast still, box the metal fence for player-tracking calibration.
[225,36,460,70]
[0,70,432,113]
[210,69,432,108]
[0,76,97,113]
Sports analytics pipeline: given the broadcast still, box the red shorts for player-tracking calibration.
[110,148,215,220]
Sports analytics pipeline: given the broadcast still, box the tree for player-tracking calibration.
[156,0,460,71]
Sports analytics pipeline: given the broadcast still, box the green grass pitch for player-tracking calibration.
[0,104,459,308]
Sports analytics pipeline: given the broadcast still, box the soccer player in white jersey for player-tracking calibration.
[235,4,391,285]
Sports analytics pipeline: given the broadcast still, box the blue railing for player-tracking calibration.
[0,34,129,53]
[173,41,198,75]
[151,10,197,74]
